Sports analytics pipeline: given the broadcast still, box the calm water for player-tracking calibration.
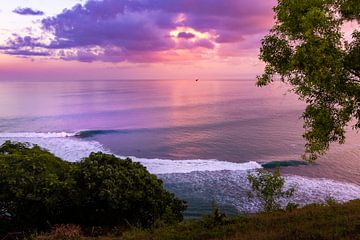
[1,79,359,215]
[0,79,305,160]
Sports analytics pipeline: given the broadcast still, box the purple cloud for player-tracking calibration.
[13,7,44,16]
[5,49,50,56]
[177,32,196,39]
[6,35,43,48]
[2,0,275,62]
[195,39,215,49]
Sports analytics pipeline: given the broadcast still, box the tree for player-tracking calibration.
[248,169,295,212]
[257,0,360,161]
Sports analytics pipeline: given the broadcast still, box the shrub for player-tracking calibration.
[325,196,338,207]
[247,168,295,212]
[71,152,186,227]
[201,202,227,228]
[285,202,299,212]
[0,141,75,230]
[0,141,186,233]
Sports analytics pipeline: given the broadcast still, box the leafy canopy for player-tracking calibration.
[257,0,360,161]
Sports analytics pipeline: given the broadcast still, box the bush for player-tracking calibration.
[285,202,299,212]
[325,196,338,207]
[201,202,227,228]
[0,141,75,230]
[71,152,186,227]
[0,141,186,233]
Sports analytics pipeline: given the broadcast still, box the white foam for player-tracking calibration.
[286,175,360,203]
[131,157,262,174]
[160,170,360,213]
[0,135,104,162]
[0,133,262,173]
[1,132,359,211]
[0,132,77,138]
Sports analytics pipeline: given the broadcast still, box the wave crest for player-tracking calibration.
[0,132,77,138]
[0,132,262,173]
[262,160,308,168]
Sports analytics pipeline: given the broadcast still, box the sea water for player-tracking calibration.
[0,79,359,216]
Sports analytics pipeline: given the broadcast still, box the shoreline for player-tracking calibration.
[1,133,360,217]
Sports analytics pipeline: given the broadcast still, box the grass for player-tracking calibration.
[35,199,360,240]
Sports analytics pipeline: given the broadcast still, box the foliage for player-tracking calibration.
[257,0,360,161]
[120,199,360,240]
[285,202,299,212]
[247,169,295,212]
[0,141,186,233]
[71,152,186,227]
[325,195,338,206]
[200,202,228,228]
[0,141,74,230]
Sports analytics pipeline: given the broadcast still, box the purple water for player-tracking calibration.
[1,79,359,216]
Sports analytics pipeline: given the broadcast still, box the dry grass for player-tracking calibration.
[121,200,360,240]
[34,200,360,240]
[36,225,82,240]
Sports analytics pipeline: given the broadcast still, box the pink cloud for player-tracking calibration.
[0,0,276,63]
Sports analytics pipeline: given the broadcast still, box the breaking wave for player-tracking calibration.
[75,130,123,138]
[0,131,262,173]
[261,160,308,169]
[1,131,359,215]
[0,132,77,138]
[160,170,360,213]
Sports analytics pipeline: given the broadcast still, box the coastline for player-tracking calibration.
[1,133,360,217]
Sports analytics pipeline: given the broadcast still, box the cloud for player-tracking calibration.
[2,0,275,63]
[5,49,50,56]
[177,32,196,39]
[13,7,44,16]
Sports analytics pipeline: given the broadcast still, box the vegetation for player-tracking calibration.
[0,141,74,231]
[0,141,186,234]
[71,152,186,227]
[37,225,82,240]
[34,199,360,240]
[257,0,360,161]
[1,141,358,240]
[247,169,295,212]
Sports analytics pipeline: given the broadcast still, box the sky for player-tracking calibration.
[0,0,277,80]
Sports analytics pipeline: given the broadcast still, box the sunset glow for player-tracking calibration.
[1,0,360,232]
[0,0,278,80]
[0,0,356,81]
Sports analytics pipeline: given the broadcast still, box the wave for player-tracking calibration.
[261,160,308,169]
[0,130,122,139]
[160,170,360,213]
[0,132,105,162]
[0,132,306,173]
[1,131,360,215]
[131,157,261,174]
[0,132,77,138]
[75,129,123,138]
[0,132,262,173]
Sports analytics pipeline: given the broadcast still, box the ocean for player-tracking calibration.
[0,79,359,216]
